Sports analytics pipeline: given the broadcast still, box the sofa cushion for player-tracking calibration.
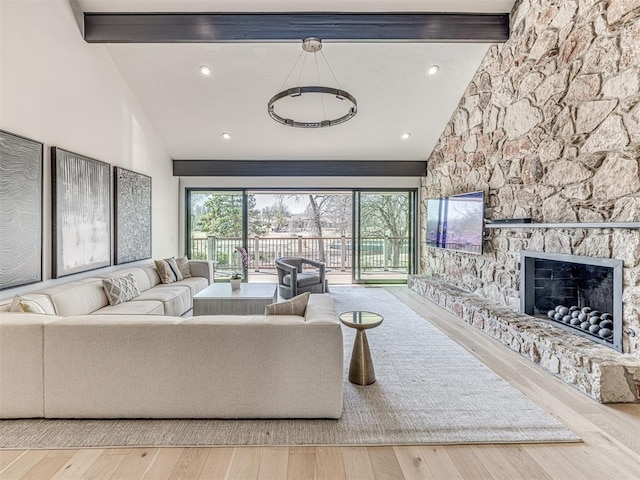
[265,292,310,316]
[132,285,192,316]
[283,271,321,288]
[40,279,108,316]
[10,294,56,315]
[93,300,164,315]
[143,265,162,288]
[175,256,192,278]
[102,273,140,306]
[173,276,208,296]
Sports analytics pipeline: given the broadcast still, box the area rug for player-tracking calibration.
[0,287,579,448]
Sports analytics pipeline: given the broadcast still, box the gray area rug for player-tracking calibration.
[0,287,579,448]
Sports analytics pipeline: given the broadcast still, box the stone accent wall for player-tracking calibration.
[421,0,640,356]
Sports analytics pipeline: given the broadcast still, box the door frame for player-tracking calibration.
[352,189,418,284]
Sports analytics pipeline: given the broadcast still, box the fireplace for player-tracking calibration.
[520,251,623,352]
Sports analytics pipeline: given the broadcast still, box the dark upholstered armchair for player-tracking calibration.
[275,257,328,299]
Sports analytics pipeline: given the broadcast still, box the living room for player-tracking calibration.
[2,0,640,479]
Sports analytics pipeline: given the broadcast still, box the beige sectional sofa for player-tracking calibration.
[0,261,344,419]
[29,260,215,317]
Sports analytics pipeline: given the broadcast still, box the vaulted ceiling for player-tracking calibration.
[76,1,515,163]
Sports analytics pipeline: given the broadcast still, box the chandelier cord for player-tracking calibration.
[320,49,342,90]
[295,52,308,88]
[314,51,327,121]
[279,50,304,91]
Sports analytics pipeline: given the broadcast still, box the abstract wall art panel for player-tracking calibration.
[52,147,111,278]
[0,130,43,290]
[114,167,152,264]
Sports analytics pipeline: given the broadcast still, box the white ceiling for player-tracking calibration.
[77,1,515,161]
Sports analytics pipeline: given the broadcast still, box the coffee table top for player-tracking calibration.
[339,311,384,330]
[194,283,277,301]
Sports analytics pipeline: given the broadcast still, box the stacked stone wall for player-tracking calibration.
[422,0,640,355]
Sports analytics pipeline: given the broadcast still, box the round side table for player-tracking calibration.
[339,311,384,385]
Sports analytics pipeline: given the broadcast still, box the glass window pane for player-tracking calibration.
[188,190,243,277]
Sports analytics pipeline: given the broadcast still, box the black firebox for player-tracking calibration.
[520,251,623,352]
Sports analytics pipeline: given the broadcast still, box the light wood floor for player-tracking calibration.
[2,287,640,480]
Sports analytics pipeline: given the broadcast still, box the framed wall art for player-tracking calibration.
[51,147,111,278]
[0,130,43,290]
[114,166,152,264]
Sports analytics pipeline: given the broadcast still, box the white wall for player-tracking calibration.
[0,0,178,300]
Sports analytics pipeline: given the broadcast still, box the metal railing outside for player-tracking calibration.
[190,235,410,273]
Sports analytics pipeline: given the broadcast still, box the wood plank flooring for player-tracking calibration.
[2,287,640,480]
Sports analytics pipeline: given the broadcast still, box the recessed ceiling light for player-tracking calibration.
[426,65,440,76]
[401,132,412,140]
[199,65,212,76]
[221,132,231,140]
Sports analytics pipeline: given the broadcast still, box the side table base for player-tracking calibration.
[349,330,376,385]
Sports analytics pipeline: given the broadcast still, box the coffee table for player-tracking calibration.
[339,311,384,385]
[193,283,278,315]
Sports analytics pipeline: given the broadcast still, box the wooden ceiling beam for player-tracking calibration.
[172,160,427,177]
[84,12,509,43]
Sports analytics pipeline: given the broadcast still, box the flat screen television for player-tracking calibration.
[426,191,484,254]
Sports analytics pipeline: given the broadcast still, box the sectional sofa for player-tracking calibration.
[0,261,344,419]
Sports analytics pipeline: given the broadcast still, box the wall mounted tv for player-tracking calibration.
[426,191,485,255]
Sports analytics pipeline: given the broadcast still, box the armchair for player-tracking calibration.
[275,257,328,299]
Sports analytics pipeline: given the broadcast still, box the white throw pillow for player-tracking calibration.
[9,295,56,315]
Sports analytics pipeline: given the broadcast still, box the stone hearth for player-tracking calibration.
[409,275,640,403]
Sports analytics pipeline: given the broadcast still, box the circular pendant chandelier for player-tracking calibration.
[268,38,357,128]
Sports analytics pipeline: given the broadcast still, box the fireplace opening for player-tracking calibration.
[520,251,623,352]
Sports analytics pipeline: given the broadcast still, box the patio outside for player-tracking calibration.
[188,191,413,284]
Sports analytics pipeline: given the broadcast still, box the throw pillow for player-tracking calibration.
[264,292,311,316]
[174,255,192,278]
[9,295,56,315]
[166,257,184,281]
[102,273,140,306]
[155,257,183,284]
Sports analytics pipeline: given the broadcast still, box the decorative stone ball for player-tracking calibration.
[562,315,572,323]
[569,306,580,312]
[548,310,557,319]
[570,318,582,326]
[601,313,613,321]
[599,328,613,338]
[580,321,590,330]
[578,313,588,322]
[590,311,602,317]
[571,310,581,318]
[581,307,592,314]
[599,320,613,330]
[589,324,601,334]
[558,306,570,316]
[589,316,601,325]
[554,312,564,321]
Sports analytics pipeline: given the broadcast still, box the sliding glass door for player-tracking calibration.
[186,190,246,279]
[353,190,417,284]
[187,188,416,284]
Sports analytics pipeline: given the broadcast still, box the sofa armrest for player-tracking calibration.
[189,260,215,284]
